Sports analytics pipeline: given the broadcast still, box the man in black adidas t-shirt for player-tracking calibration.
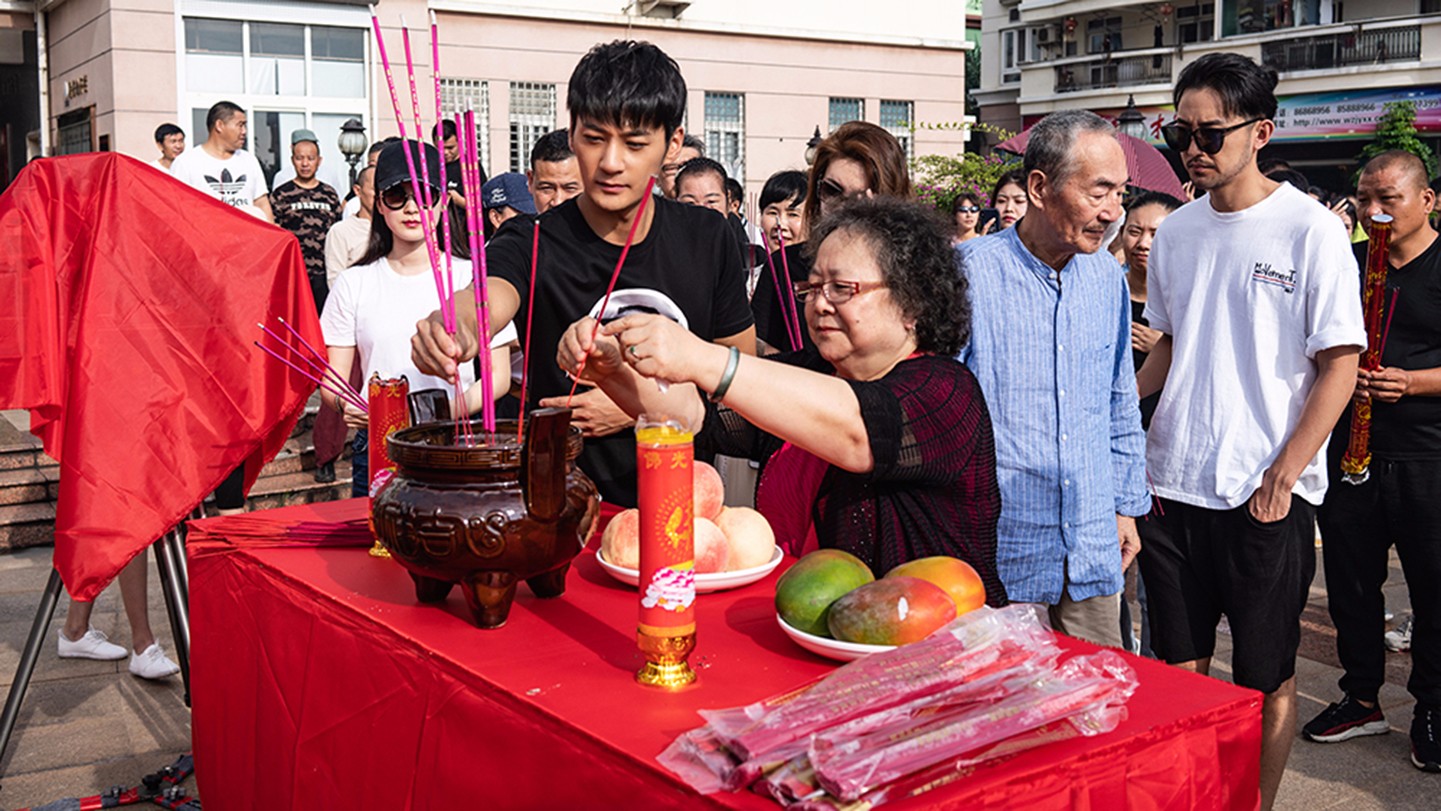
[1304,151,1441,773]
[412,40,755,505]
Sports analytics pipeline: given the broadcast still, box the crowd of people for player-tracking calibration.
[65,36,1436,808]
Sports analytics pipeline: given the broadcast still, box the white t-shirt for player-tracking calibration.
[150,158,172,173]
[320,255,516,400]
[169,145,270,214]
[1144,182,1366,509]
[342,196,362,219]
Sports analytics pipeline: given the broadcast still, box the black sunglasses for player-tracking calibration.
[380,183,443,211]
[955,206,981,213]
[1160,117,1265,154]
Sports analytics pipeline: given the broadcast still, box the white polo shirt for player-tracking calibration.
[1144,182,1366,509]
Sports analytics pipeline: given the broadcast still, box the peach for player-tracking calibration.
[694,517,730,574]
[600,508,640,569]
[694,461,725,521]
[714,506,776,571]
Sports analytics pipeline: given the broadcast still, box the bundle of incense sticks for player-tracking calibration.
[370,6,498,444]
[255,317,366,414]
[759,230,802,352]
[458,107,495,436]
[516,220,541,446]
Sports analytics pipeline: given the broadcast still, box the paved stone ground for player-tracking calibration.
[0,537,1433,808]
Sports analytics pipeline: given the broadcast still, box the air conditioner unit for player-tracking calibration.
[1037,27,1053,44]
[637,0,691,16]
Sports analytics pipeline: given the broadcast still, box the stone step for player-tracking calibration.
[0,466,60,506]
[0,502,57,551]
[245,462,354,512]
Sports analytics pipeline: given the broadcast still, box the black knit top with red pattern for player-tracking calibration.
[698,351,1006,606]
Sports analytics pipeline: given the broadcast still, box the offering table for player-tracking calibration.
[189,500,1261,810]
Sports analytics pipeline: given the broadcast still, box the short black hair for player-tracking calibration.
[1266,168,1310,190]
[529,129,574,168]
[1125,190,1183,215]
[1174,52,1279,122]
[154,123,183,143]
[432,120,457,142]
[760,169,808,210]
[991,169,1027,204]
[675,157,727,191]
[808,197,969,356]
[682,134,706,156]
[1256,156,1291,174]
[566,40,687,136]
[723,177,743,206]
[205,101,245,133]
[368,137,400,162]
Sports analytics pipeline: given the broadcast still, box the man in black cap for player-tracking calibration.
[272,128,342,314]
[481,172,538,238]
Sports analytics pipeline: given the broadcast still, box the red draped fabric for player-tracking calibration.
[0,153,319,599]
[189,500,1263,811]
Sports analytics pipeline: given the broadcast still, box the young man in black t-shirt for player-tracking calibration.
[1303,151,1441,774]
[412,40,755,505]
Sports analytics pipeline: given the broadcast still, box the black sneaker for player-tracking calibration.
[1303,695,1389,743]
[314,461,336,483]
[1412,705,1441,772]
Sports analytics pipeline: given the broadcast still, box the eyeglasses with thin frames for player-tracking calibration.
[792,279,885,305]
[1160,117,1265,155]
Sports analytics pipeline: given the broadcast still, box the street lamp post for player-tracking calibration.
[1117,95,1146,142]
[338,118,368,188]
[804,125,823,166]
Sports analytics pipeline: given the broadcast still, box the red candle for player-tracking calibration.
[367,374,411,558]
[634,415,697,688]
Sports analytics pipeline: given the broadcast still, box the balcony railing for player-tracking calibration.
[1261,25,1421,72]
[1054,53,1172,93]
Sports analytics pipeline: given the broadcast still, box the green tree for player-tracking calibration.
[1357,100,1438,179]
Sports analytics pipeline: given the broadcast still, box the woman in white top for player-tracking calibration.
[320,139,511,496]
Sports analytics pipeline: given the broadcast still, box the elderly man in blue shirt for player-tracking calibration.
[959,110,1150,648]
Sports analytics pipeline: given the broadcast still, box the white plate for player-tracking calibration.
[776,615,896,662]
[595,547,784,593]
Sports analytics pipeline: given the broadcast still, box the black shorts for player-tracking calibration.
[213,463,247,511]
[1138,494,1317,694]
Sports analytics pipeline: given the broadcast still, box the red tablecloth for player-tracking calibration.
[189,500,1262,810]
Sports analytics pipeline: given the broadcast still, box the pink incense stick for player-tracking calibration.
[254,342,368,413]
[759,230,800,352]
[258,331,368,412]
[264,318,363,407]
[774,227,805,350]
[429,10,458,336]
[567,177,657,405]
[398,15,452,336]
[461,109,496,436]
[517,219,541,446]
[370,8,454,335]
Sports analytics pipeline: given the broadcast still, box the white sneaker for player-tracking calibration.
[129,644,180,680]
[1386,615,1414,653]
[57,628,127,661]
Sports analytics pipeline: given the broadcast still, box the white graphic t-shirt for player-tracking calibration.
[169,146,269,214]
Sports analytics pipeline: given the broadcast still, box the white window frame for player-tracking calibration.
[703,91,745,183]
[1001,29,1021,84]
[442,78,491,175]
[509,82,556,174]
[879,99,913,162]
[828,97,864,131]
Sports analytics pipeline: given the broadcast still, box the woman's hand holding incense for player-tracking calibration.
[340,399,368,431]
[603,314,727,390]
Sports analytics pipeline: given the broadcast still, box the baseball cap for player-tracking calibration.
[481,173,537,216]
[290,128,319,146]
[374,139,444,194]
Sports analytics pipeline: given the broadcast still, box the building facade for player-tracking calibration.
[8,0,973,195]
[977,0,1441,189]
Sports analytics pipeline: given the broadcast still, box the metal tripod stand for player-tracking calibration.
[0,515,192,774]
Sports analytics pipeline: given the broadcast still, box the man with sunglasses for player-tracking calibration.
[959,109,1150,651]
[1136,52,1365,810]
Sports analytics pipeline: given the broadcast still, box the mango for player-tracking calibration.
[884,556,987,615]
[826,577,957,645]
[775,549,875,637]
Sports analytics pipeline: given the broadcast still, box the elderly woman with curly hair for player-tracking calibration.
[558,197,1005,605]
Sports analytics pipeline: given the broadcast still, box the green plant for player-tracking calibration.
[911,122,1021,211]
[1357,101,1438,179]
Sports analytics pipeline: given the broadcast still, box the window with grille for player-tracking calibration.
[509,82,555,174]
[442,78,491,175]
[879,100,914,161]
[829,97,863,131]
[704,92,745,182]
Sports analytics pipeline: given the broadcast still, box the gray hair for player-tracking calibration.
[1024,110,1116,187]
